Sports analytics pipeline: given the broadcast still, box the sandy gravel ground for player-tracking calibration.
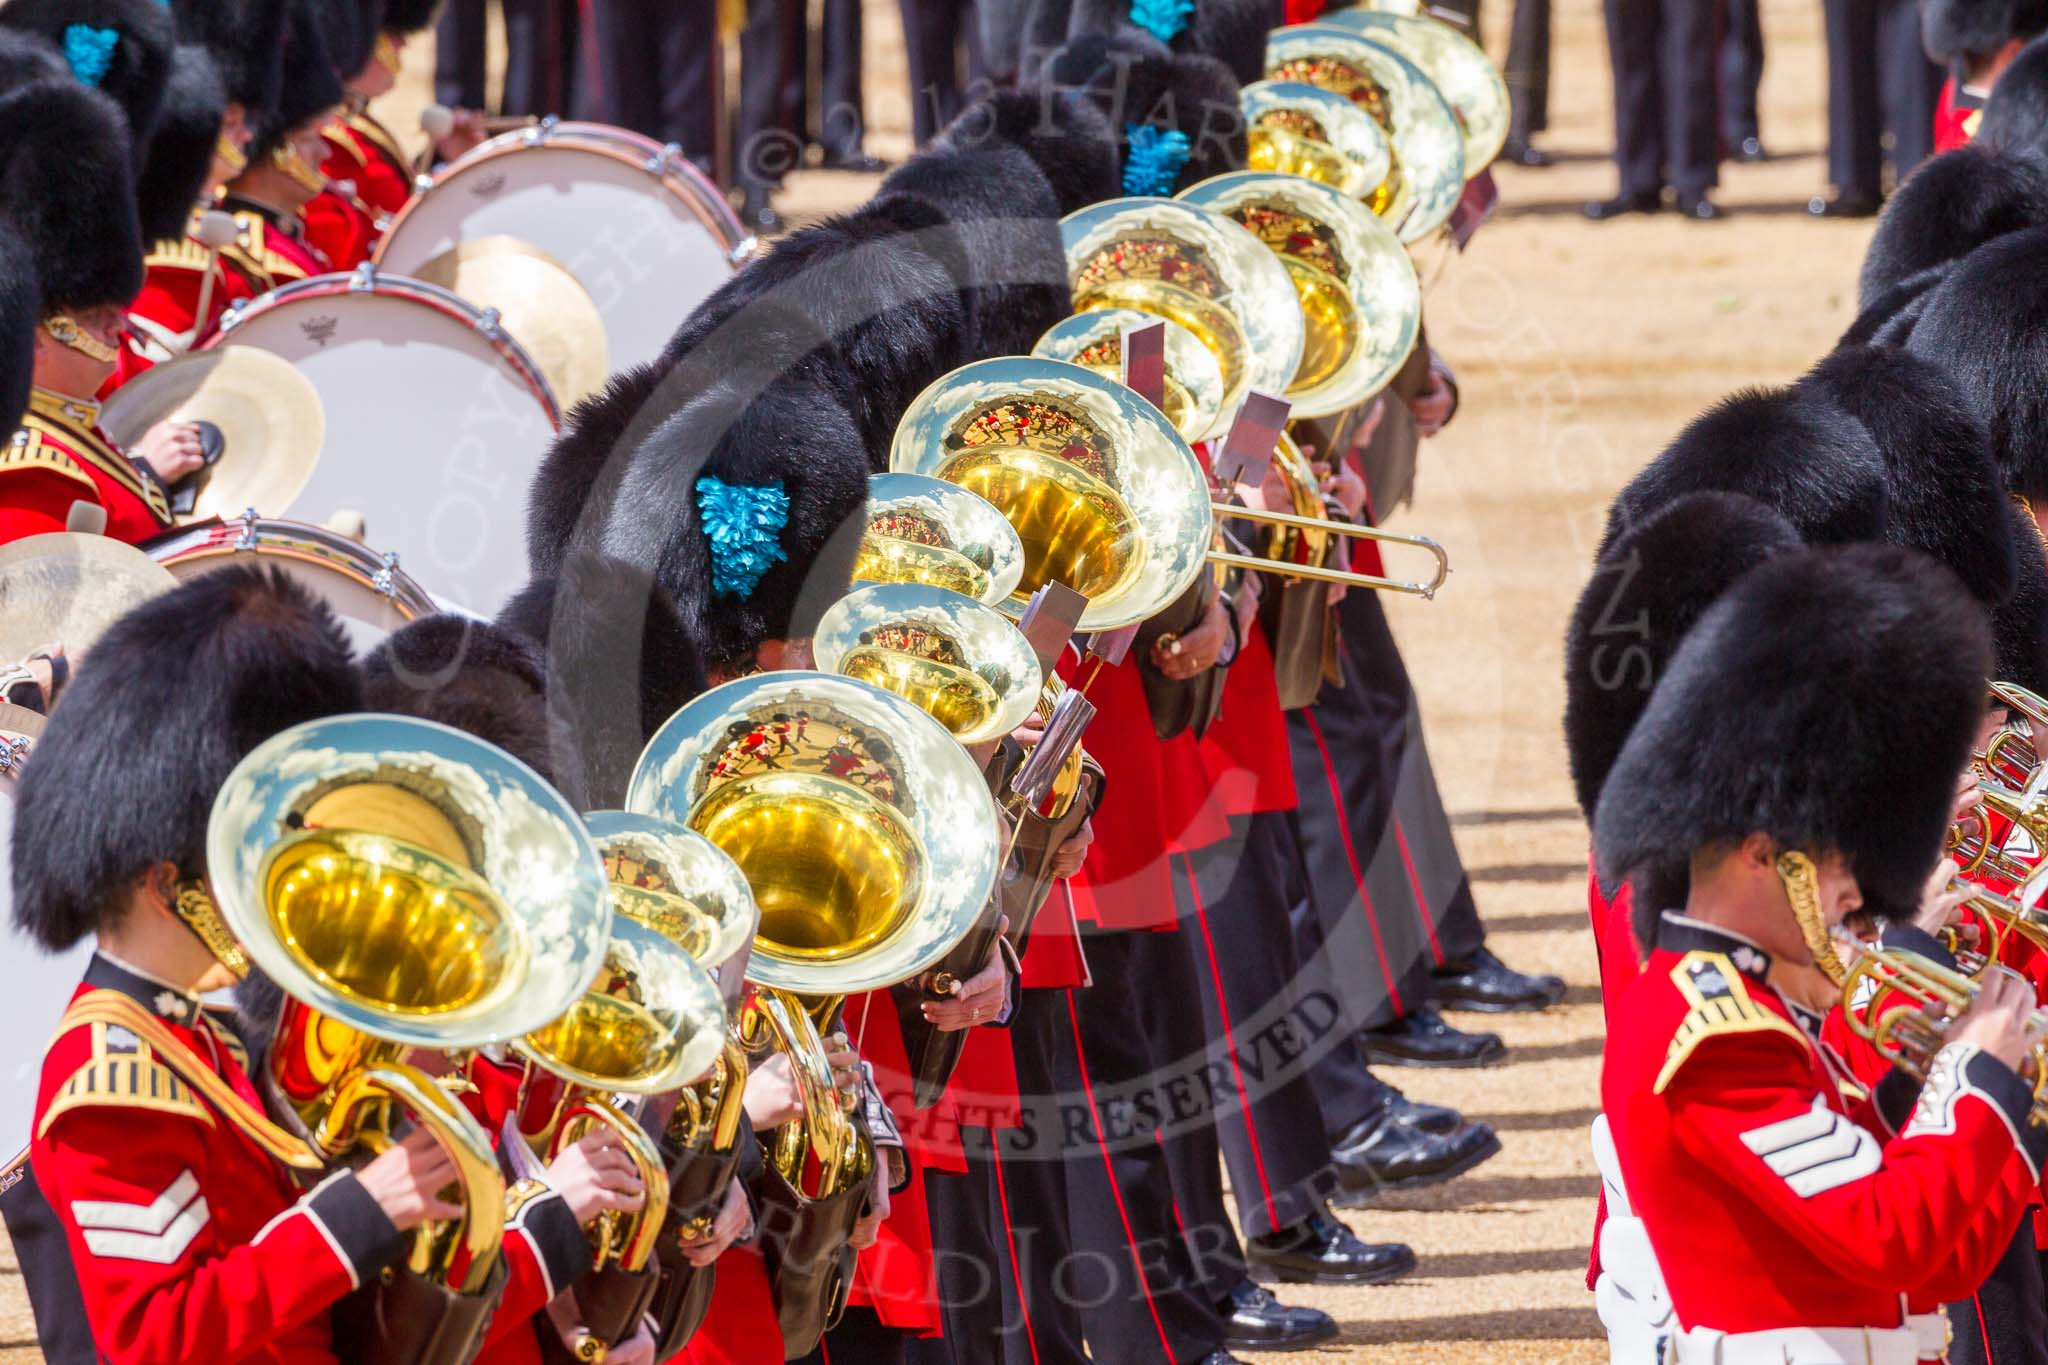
[0,0,1884,1356]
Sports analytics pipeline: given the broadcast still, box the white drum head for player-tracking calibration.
[213,280,558,615]
[377,133,744,370]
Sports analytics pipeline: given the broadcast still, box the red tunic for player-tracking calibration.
[305,111,412,271]
[1,389,173,546]
[30,959,400,1365]
[218,203,328,289]
[1933,77,1986,154]
[106,231,263,396]
[1197,620,1298,818]
[1604,917,2046,1335]
[675,1243,780,1365]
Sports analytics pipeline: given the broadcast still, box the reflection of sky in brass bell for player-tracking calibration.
[861,473,1026,607]
[1265,27,1467,243]
[209,714,613,1047]
[624,672,1002,997]
[1032,308,1227,444]
[813,583,1044,744]
[1316,10,1510,172]
[1241,80,1394,204]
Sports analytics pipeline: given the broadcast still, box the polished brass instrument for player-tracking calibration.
[857,474,1027,608]
[1032,309,1227,443]
[1241,79,1398,217]
[889,357,1217,631]
[1842,945,2048,1123]
[813,583,1045,746]
[1948,880,2048,975]
[1978,782,2048,876]
[1952,809,2039,886]
[625,671,1002,1196]
[1266,24,1469,242]
[1317,9,1511,173]
[208,713,614,1290]
[513,812,734,1280]
[1059,198,1305,423]
[1211,433,1451,597]
[1981,722,2040,792]
[1177,171,1422,418]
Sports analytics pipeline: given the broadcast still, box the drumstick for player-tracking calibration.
[189,210,239,348]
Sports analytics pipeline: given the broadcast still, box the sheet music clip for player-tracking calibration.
[1211,391,1293,490]
[1011,687,1097,811]
[1086,624,1138,667]
[1120,318,1168,411]
[1016,583,1088,676]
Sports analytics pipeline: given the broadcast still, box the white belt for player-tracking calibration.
[1670,1324,1919,1365]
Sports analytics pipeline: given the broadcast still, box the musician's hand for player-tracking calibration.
[824,1031,861,1103]
[1051,821,1094,880]
[355,1128,462,1231]
[1232,575,1264,635]
[604,1321,657,1365]
[434,108,489,162]
[1152,590,1229,679]
[1912,858,1976,939]
[133,420,207,483]
[923,925,1011,1032]
[1325,460,1369,522]
[743,1052,803,1129]
[1951,964,2045,1073]
[847,1167,890,1251]
[544,1131,646,1227]
[677,1178,753,1268]
[542,1301,657,1365]
[1407,370,1456,438]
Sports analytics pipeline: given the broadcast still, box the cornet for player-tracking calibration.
[1842,945,2048,1124]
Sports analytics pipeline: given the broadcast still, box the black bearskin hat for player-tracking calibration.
[526,362,670,580]
[1859,147,2048,308]
[136,44,226,244]
[360,613,552,778]
[1065,0,1277,83]
[380,0,439,35]
[1926,0,2021,59]
[308,0,381,82]
[1907,225,2048,502]
[1564,491,1803,822]
[0,222,39,429]
[0,65,145,313]
[10,565,360,952]
[1994,500,2048,690]
[606,372,869,671]
[660,199,971,471]
[1797,342,2017,607]
[878,140,1073,360]
[1048,30,1248,192]
[247,0,342,162]
[933,88,1121,215]
[1594,543,1992,929]
[1600,385,1888,555]
[174,0,288,110]
[0,0,175,160]
[497,564,710,809]
[1977,32,2048,153]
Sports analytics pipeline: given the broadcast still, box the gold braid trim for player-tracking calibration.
[37,1021,212,1133]
[1654,951,1811,1093]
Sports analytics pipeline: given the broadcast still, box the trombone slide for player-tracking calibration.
[1210,502,1451,598]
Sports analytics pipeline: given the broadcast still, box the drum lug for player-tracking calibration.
[477,307,506,343]
[349,262,378,294]
[728,236,760,265]
[647,143,684,176]
[234,509,260,551]
[525,116,558,148]
[0,733,29,777]
[219,299,248,333]
[374,551,401,600]
[412,173,434,194]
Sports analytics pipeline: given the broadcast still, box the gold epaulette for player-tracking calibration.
[21,403,169,521]
[322,116,368,170]
[37,1021,213,1136]
[144,235,216,273]
[225,212,307,286]
[1,427,96,494]
[1654,951,1810,1093]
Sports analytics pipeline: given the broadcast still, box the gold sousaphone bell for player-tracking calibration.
[1031,308,1227,444]
[208,713,616,1289]
[1266,24,1468,242]
[813,583,1044,746]
[888,356,1216,632]
[1242,79,1397,216]
[1177,171,1422,419]
[855,473,1028,608]
[1318,8,1511,174]
[1058,197,1305,427]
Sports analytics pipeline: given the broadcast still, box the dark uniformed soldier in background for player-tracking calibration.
[435,0,578,117]
[1584,0,1722,218]
[1812,0,1943,214]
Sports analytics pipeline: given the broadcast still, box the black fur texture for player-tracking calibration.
[1924,0,2018,60]
[174,0,288,109]
[1907,225,2048,500]
[1600,386,1889,555]
[10,566,360,952]
[1594,544,1992,932]
[525,361,669,580]
[1563,491,1803,820]
[1859,146,2048,307]
[137,44,226,244]
[360,613,553,778]
[0,73,144,311]
[932,88,1121,214]
[1797,342,2017,605]
[248,0,343,161]
[1048,30,1250,190]
[1978,32,2048,153]
[0,222,38,427]
[1187,0,1279,86]
[308,0,379,82]
[1994,498,2048,689]
[381,0,440,36]
[0,0,174,157]
[1841,260,1955,348]
[878,140,1073,359]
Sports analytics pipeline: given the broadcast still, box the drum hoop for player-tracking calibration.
[374,131,748,264]
[148,516,440,620]
[209,269,562,428]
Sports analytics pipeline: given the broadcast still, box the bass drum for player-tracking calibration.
[209,270,559,615]
[375,120,752,370]
[148,513,441,651]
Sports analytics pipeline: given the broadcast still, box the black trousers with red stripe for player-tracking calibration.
[1169,813,1339,1244]
[911,989,1090,1365]
[1053,928,1226,1363]
[1945,1221,2048,1365]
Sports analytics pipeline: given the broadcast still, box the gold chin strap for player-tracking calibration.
[214,133,248,179]
[373,31,401,76]
[42,314,118,365]
[1776,850,1847,985]
[270,142,327,195]
[174,879,251,980]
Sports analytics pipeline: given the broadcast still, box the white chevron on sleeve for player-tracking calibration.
[1740,1098,1881,1197]
[72,1169,210,1263]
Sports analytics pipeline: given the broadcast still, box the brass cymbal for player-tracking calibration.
[0,532,177,665]
[99,347,325,524]
[1318,10,1510,173]
[413,236,610,410]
